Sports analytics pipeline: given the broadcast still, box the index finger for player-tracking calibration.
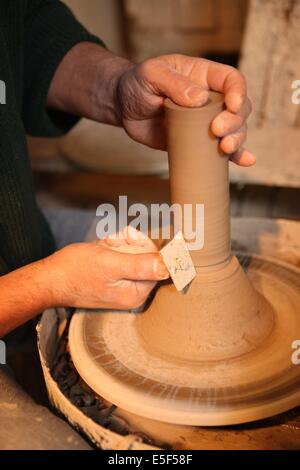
[204,60,247,114]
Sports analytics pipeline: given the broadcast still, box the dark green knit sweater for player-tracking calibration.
[0,0,103,274]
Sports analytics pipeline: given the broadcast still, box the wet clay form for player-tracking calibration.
[69,93,300,425]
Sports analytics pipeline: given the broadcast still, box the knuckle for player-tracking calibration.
[138,58,156,79]
[227,65,241,79]
[227,64,236,73]
[234,69,246,86]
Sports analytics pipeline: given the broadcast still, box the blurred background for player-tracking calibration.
[31,0,300,220]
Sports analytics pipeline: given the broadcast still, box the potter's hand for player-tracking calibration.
[45,227,169,310]
[48,45,253,165]
[116,54,255,166]
[0,226,169,337]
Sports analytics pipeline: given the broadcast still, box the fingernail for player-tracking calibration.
[227,93,244,113]
[239,149,256,166]
[186,86,208,105]
[235,94,243,112]
[153,257,169,279]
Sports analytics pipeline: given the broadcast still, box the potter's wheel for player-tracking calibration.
[69,93,300,426]
[69,254,300,426]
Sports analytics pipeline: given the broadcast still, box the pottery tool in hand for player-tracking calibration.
[159,231,196,291]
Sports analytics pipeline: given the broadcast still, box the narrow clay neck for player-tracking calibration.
[165,93,230,268]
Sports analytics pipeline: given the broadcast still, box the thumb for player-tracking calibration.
[106,250,169,282]
[143,59,209,107]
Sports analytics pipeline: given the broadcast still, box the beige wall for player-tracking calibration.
[123,0,248,61]
[63,0,125,54]
[62,0,248,61]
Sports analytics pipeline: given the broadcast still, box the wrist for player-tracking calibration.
[31,257,59,310]
[0,258,58,336]
[41,251,69,308]
[48,42,134,126]
[93,52,134,126]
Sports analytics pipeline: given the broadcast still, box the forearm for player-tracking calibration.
[0,259,54,337]
[47,42,133,126]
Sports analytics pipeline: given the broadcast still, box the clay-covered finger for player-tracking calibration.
[211,98,252,137]
[220,124,247,154]
[229,147,256,167]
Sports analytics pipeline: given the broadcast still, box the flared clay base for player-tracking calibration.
[69,254,300,426]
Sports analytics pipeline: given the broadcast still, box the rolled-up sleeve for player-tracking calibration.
[23,0,105,137]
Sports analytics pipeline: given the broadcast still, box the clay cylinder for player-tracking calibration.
[165,92,230,267]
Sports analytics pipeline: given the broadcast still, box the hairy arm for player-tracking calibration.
[0,231,169,338]
[0,259,53,337]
